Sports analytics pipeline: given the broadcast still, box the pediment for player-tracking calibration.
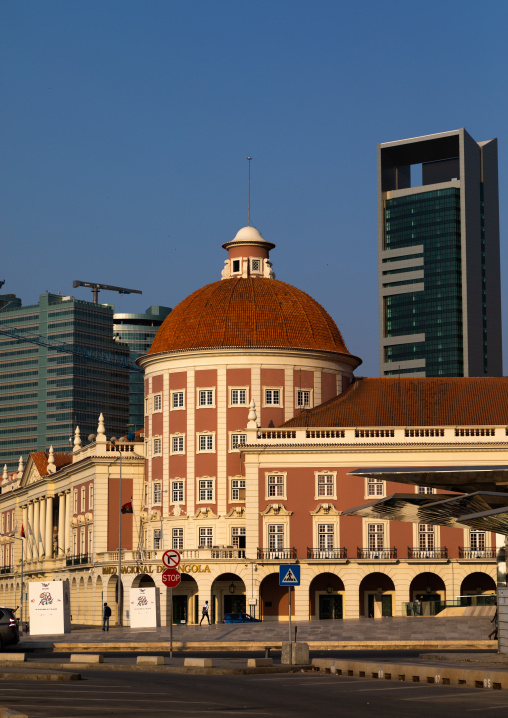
[310,503,341,516]
[260,503,293,516]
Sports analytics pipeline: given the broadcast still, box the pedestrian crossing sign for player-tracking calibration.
[279,564,301,586]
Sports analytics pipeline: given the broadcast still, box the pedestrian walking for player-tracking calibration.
[102,602,111,631]
[488,608,498,640]
[200,600,210,625]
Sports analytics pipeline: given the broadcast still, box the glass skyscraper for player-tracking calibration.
[0,292,131,470]
[378,129,502,377]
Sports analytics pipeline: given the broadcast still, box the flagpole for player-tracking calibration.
[118,446,122,627]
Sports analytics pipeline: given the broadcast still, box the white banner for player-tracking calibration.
[28,580,71,635]
[129,586,160,628]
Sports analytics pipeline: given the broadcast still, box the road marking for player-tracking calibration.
[466,706,508,712]
[401,692,484,701]
[354,686,429,692]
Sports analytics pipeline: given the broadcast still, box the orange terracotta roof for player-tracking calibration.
[29,451,73,476]
[281,377,508,428]
[148,278,357,358]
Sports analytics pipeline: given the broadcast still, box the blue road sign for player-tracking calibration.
[279,564,301,586]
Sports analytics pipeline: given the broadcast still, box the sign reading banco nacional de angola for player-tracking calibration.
[102,563,211,575]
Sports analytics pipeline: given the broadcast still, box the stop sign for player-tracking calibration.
[162,568,181,587]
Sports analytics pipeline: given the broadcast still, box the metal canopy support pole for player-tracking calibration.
[20,539,23,634]
[288,586,292,665]
[498,537,508,654]
[118,449,122,627]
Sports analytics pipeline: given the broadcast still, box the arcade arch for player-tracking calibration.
[309,572,344,620]
[359,572,395,617]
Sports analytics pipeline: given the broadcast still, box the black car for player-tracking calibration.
[0,607,19,649]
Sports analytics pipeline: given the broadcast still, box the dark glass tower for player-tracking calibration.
[0,293,131,470]
[378,129,502,377]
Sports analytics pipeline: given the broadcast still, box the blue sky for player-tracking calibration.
[2,0,508,377]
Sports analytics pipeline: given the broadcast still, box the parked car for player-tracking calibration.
[0,607,19,649]
[223,612,262,623]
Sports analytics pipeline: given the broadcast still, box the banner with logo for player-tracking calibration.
[28,580,71,635]
[129,586,160,628]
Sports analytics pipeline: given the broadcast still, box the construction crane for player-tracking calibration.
[73,280,142,304]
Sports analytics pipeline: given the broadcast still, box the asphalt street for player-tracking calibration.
[1,669,508,717]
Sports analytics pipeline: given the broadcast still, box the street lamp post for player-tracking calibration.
[110,438,123,626]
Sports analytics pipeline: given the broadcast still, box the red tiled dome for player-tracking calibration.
[148,278,353,356]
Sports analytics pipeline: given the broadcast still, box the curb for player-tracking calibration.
[0,670,80,682]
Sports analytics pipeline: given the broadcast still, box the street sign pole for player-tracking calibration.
[288,586,292,665]
[170,586,173,658]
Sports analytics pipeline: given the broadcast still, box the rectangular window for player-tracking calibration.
[418,524,435,552]
[172,528,183,550]
[153,437,162,456]
[5,514,9,532]
[81,487,86,512]
[264,388,281,406]
[73,489,78,514]
[198,434,214,452]
[145,397,149,415]
[231,434,247,450]
[153,529,161,550]
[251,258,261,273]
[268,474,284,497]
[1,516,4,533]
[171,435,185,453]
[80,528,86,555]
[88,526,93,557]
[232,259,241,273]
[296,389,311,408]
[73,530,77,557]
[368,478,385,497]
[230,388,247,405]
[198,389,214,407]
[318,474,334,497]
[470,530,486,552]
[153,393,162,412]
[368,523,384,552]
[268,524,284,551]
[171,391,184,409]
[318,524,334,551]
[153,482,162,505]
[231,526,246,549]
[199,479,214,502]
[417,485,435,494]
[144,484,148,505]
[172,480,184,503]
[231,478,246,501]
[89,484,94,510]
[199,527,213,548]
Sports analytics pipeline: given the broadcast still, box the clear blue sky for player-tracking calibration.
[2,0,508,377]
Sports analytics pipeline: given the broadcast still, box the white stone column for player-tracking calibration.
[22,505,28,554]
[39,498,46,558]
[33,500,40,560]
[45,496,53,559]
[27,503,34,560]
[64,491,71,555]
[58,493,65,557]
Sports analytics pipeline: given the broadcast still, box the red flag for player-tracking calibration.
[20,525,25,538]
[121,501,133,514]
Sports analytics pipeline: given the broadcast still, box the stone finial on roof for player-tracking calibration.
[2,465,7,482]
[96,413,106,445]
[74,426,82,451]
[247,399,258,429]
[47,445,56,474]
[17,456,24,479]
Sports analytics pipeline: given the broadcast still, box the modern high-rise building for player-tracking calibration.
[0,292,131,470]
[378,128,502,378]
[113,305,172,431]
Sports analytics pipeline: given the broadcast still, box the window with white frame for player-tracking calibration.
[5,514,9,532]
[89,484,94,510]
[153,393,162,412]
[317,473,335,497]
[368,523,384,551]
[153,528,162,550]
[1,515,4,533]
[73,489,78,514]
[267,474,285,498]
[144,397,149,415]
[198,433,214,452]
[81,487,86,512]
[232,259,241,274]
[199,527,213,547]
[268,524,284,551]
[198,479,214,502]
[171,391,185,409]
[231,526,246,548]
[172,528,183,550]
[153,482,162,505]
[296,389,312,408]
[198,389,214,407]
[144,484,148,505]
[153,436,162,456]
[470,530,486,552]
[231,433,247,451]
[418,524,435,551]
[172,480,184,503]
[417,485,435,494]
[80,528,86,555]
[231,478,246,501]
[88,526,93,557]
[264,388,281,406]
[171,435,185,454]
[72,529,78,557]
[368,478,385,497]
[230,388,247,406]
[318,524,334,550]
[251,258,262,273]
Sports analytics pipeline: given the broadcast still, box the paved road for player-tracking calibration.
[1,669,508,717]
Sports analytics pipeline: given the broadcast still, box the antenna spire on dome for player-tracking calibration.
[247,156,252,226]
